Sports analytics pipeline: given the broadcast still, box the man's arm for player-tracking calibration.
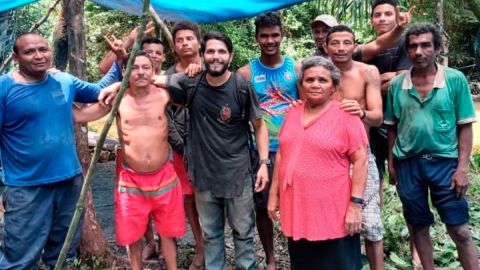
[237,65,252,82]
[340,65,383,127]
[380,70,408,95]
[451,123,473,198]
[73,103,111,123]
[363,65,383,127]
[267,150,281,221]
[358,6,413,62]
[152,73,195,106]
[345,146,367,234]
[294,62,305,101]
[72,62,122,103]
[251,118,269,192]
[386,124,397,185]
[99,23,155,74]
[384,80,398,184]
[359,26,403,62]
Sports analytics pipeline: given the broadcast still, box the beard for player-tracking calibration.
[205,62,229,77]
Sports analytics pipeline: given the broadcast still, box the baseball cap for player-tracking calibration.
[311,14,338,28]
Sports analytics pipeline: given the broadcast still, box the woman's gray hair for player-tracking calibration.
[298,56,341,88]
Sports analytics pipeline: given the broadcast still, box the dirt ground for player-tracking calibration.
[91,161,291,270]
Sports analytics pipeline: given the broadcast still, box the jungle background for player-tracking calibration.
[0,0,479,269]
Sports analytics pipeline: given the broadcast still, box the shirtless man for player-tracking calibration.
[74,52,185,270]
[324,25,384,270]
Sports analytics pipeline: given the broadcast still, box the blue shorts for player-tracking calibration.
[394,155,469,227]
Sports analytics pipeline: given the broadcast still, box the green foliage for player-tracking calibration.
[201,19,257,70]
[10,0,56,39]
[382,170,480,269]
[443,0,479,70]
[1,0,57,71]
[84,2,139,80]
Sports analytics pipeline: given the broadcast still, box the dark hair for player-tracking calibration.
[200,31,233,54]
[299,56,341,88]
[171,20,201,41]
[254,12,283,37]
[141,37,164,49]
[133,50,155,67]
[326,25,355,44]
[371,0,398,17]
[13,32,42,53]
[405,23,442,50]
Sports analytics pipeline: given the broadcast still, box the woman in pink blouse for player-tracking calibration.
[268,56,368,270]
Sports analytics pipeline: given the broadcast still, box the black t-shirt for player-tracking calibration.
[353,36,411,74]
[364,36,411,74]
[167,72,262,198]
[353,36,412,111]
[164,64,188,154]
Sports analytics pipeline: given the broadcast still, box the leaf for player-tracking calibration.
[448,261,461,269]
[389,252,410,268]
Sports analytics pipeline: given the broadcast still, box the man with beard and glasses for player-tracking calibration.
[153,31,269,270]
[238,12,300,270]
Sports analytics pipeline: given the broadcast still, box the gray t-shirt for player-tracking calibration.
[167,72,262,198]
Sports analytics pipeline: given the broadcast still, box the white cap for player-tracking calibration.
[311,14,338,28]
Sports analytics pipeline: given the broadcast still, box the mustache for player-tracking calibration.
[135,75,149,80]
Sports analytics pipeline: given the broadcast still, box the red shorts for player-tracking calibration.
[172,151,195,195]
[115,162,186,246]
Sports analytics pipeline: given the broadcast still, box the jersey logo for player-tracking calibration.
[254,75,266,83]
[218,104,232,123]
[284,71,292,82]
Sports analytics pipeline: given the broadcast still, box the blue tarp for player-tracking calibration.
[1,0,308,22]
[0,0,37,12]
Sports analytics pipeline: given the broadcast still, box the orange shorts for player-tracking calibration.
[115,162,186,246]
[172,151,195,195]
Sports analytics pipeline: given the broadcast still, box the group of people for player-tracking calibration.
[0,0,478,270]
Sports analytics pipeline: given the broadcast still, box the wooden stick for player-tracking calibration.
[53,0,151,268]
[0,0,61,74]
[149,5,174,49]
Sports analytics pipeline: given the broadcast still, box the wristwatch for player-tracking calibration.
[259,158,271,166]
[350,196,364,205]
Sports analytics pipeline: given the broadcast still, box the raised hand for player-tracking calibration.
[396,6,415,29]
[127,21,156,43]
[104,35,128,62]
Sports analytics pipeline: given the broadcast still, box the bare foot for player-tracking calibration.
[266,260,277,270]
[188,255,205,270]
[412,260,423,270]
[142,243,156,261]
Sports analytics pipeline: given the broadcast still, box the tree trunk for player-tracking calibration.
[52,2,68,71]
[63,0,109,259]
[436,0,448,66]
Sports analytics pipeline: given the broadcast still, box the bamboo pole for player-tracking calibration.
[0,0,61,74]
[53,0,151,269]
[149,5,174,49]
